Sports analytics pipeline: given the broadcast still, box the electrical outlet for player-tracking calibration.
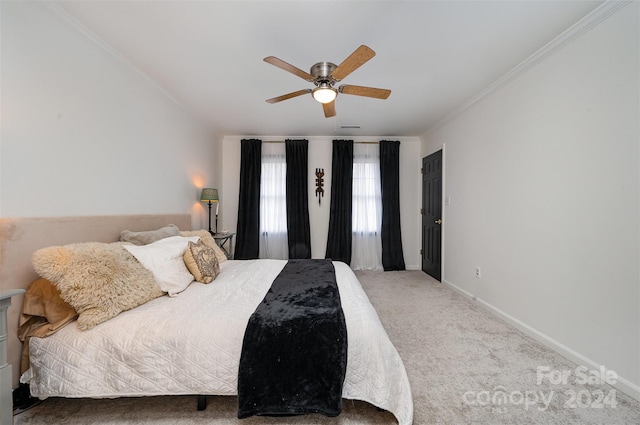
[475,266,482,278]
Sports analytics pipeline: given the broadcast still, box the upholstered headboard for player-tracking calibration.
[0,214,193,387]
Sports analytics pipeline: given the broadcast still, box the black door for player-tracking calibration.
[422,150,442,280]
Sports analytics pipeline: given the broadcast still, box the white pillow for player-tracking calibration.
[124,235,200,296]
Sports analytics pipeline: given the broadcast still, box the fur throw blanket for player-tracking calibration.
[32,242,163,330]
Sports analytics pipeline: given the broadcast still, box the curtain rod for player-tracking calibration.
[262,141,379,144]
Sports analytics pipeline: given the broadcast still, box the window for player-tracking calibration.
[351,143,382,270]
[259,143,288,259]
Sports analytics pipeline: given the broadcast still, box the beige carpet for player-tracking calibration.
[14,270,640,424]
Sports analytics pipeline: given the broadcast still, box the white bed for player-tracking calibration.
[24,259,414,425]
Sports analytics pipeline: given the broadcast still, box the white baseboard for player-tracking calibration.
[442,279,640,402]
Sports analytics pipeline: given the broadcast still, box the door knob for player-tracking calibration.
[435,219,442,225]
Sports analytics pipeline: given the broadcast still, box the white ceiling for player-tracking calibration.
[53,0,603,138]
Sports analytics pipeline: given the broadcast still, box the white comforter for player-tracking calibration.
[26,260,413,424]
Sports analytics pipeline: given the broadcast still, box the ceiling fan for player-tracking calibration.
[264,45,391,118]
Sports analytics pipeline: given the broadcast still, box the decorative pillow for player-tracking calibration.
[124,235,200,296]
[180,230,227,264]
[19,278,78,339]
[120,224,180,246]
[32,242,163,330]
[184,239,220,283]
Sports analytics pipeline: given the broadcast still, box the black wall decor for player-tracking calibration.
[315,168,325,205]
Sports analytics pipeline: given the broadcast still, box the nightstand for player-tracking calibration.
[213,232,235,259]
[1,289,25,425]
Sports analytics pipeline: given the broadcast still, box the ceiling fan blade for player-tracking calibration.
[339,85,391,99]
[323,101,336,118]
[330,45,376,81]
[266,89,312,104]
[264,56,314,82]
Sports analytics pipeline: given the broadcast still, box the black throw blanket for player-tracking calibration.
[237,259,348,419]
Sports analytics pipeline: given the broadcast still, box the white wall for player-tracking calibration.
[422,3,639,396]
[1,1,219,229]
[221,136,422,269]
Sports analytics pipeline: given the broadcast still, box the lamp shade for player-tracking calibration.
[200,188,219,202]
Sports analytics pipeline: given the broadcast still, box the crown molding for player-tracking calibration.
[422,0,632,138]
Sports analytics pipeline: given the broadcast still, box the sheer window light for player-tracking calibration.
[351,143,383,271]
[259,143,288,259]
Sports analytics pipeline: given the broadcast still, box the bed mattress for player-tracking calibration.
[25,259,413,425]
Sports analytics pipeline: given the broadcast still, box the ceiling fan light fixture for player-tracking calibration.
[264,46,390,117]
[312,84,337,104]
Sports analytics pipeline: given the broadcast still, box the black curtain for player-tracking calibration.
[285,139,311,259]
[234,139,262,260]
[325,140,353,264]
[380,140,406,270]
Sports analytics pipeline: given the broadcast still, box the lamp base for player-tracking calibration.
[207,201,214,236]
